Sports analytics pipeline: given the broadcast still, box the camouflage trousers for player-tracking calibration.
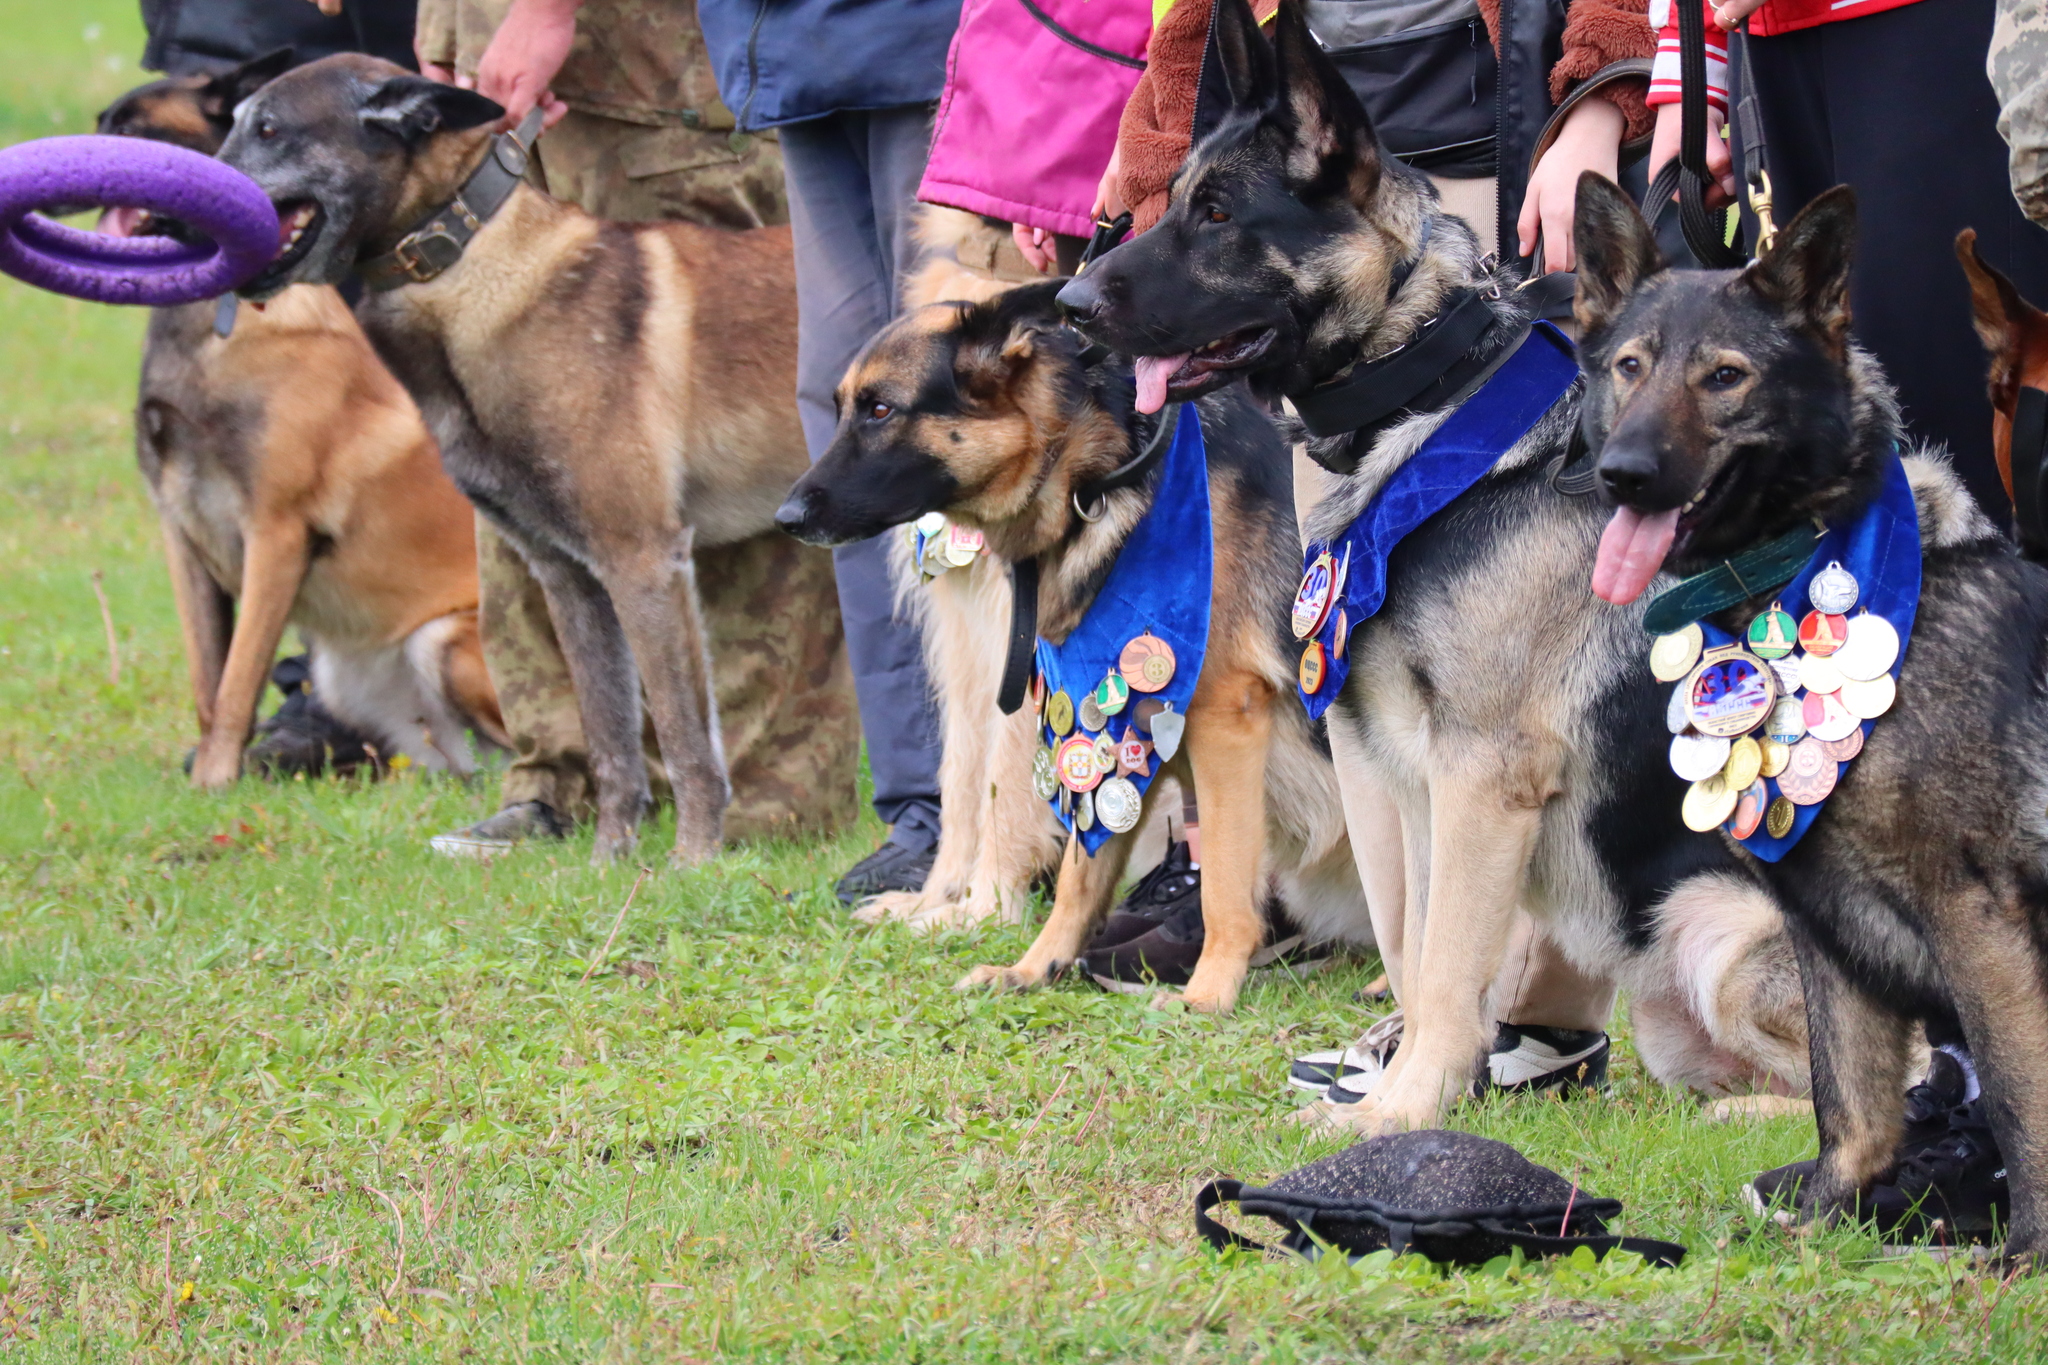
[1995,0,2048,224]
[479,111,859,840]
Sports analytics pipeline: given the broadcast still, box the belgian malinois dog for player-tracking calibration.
[1054,0,1811,1118]
[777,282,1372,1011]
[1578,172,2048,1261]
[97,53,507,784]
[216,54,818,863]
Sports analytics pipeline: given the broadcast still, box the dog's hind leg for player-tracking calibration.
[1171,669,1277,1014]
[958,828,1131,992]
[525,548,653,862]
[432,608,510,751]
[190,516,310,789]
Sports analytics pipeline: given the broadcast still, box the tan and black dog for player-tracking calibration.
[215,54,817,864]
[98,55,507,785]
[777,281,1371,1012]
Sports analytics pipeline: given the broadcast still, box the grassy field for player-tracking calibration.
[5,6,2048,1361]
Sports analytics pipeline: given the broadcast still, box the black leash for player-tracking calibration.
[1643,2,1744,269]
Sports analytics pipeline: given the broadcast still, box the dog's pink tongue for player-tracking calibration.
[1592,505,1680,605]
[1133,353,1190,415]
[96,206,148,237]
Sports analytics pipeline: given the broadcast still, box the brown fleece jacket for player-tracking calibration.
[1117,0,1653,234]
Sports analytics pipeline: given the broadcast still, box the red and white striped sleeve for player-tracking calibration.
[1646,0,1729,112]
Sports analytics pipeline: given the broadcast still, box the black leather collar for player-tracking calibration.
[359,107,545,292]
[1288,287,1504,445]
[1071,401,1179,518]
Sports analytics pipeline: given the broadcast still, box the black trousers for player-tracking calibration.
[1745,0,2048,516]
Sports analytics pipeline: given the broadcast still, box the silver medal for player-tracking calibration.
[1666,684,1692,735]
[1095,776,1142,833]
[1764,695,1807,745]
[1150,704,1185,763]
[1670,732,1734,783]
[1808,560,1860,615]
[1833,612,1900,683]
[1077,693,1106,733]
[1768,654,1802,695]
[1076,788,1095,831]
[1032,747,1058,800]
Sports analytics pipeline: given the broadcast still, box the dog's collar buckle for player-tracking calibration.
[390,222,467,284]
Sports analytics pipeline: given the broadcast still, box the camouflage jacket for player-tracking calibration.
[415,0,739,129]
[1994,0,2048,225]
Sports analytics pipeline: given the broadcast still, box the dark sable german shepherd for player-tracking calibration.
[1055,0,1811,1124]
[215,54,819,863]
[776,282,1369,1012]
[1576,173,2048,1259]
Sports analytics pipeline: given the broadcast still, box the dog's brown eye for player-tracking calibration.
[1616,355,1642,377]
[1709,365,1745,387]
[258,119,276,140]
[1207,208,1231,224]
[867,402,893,422]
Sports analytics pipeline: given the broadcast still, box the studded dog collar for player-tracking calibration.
[359,106,545,292]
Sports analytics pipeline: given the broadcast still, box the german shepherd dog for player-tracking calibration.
[1056,0,1810,1121]
[776,282,1370,1011]
[215,54,819,863]
[1577,174,2048,1258]
[97,54,508,784]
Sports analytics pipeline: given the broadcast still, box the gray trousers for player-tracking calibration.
[780,105,944,849]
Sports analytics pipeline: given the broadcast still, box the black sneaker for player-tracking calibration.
[1082,892,1334,994]
[1320,1020,1608,1106]
[835,839,936,905]
[1085,841,1199,953]
[1870,1099,2008,1245]
[429,800,569,859]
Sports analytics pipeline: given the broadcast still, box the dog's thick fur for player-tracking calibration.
[99,57,507,783]
[1058,0,1810,1113]
[1578,175,2048,1259]
[217,54,818,863]
[777,282,1370,1010]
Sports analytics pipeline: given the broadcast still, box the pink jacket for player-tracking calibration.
[918,0,1152,240]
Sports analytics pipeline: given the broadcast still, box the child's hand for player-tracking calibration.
[1518,98,1624,270]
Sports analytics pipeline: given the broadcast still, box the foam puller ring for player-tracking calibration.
[0,135,280,305]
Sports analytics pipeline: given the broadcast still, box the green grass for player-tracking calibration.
[4,5,2048,1360]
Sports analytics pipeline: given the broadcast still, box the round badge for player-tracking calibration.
[1075,787,1095,831]
[1046,689,1075,736]
[1650,624,1705,683]
[1805,689,1861,742]
[1119,633,1177,694]
[1096,776,1142,833]
[1683,774,1740,832]
[1293,551,1336,640]
[1666,684,1693,736]
[1759,738,1791,779]
[1684,646,1779,738]
[945,523,985,567]
[1077,692,1106,733]
[1670,732,1734,783]
[1132,696,1166,732]
[1746,605,1798,660]
[1821,728,1864,762]
[1765,696,1807,745]
[1834,612,1900,682]
[1331,608,1350,659]
[1092,731,1118,775]
[1094,674,1130,718]
[1797,651,1846,697]
[1777,736,1839,806]
[1032,746,1058,800]
[1056,734,1101,792]
[1839,673,1896,720]
[914,511,947,538]
[1727,779,1768,839]
[1300,640,1326,694]
[1808,560,1861,615]
[1766,795,1797,839]
[1723,735,1763,791]
[1768,654,1802,695]
[1797,611,1849,657]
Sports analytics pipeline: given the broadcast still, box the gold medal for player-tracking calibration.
[1670,732,1733,783]
[1839,673,1895,720]
[1292,551,1337,640]
[1796,651,1845,696]
[1684,644,1780,738]
[1095,776,1142,833]
[1650,624,1705,682]
[1299,640,1326,693]
[1056,734,1101,792]
[1032,746,1059,800]
[1834,611,1900,682]
[1683,774,1740,832]
[1746,604,1797,660]
[1766,795,1797,839]
[1728,779,1768,839]
[1119,633,1177,693]
[1759,737,1791,778]
[1046,689,1075,736]
[1723,735,1763,791]
[1821,728,1864,763]
[1777,736,1838,806]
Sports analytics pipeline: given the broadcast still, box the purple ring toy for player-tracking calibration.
[0,135,279,305]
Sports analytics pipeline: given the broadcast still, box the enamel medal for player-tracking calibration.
[1119,633,1177,693]
[1057,734,1101,792]
[1095,776,1142,833]
[1293,551,1337,640]
[1650,624,1705,683]
[1115,725,1153,778]
[1728,779,1768,839]
[1299,640,1326,694]
[1684,644,1779,738]
[1746,603,1797,660]
[943,522,985,568]
[1093,673,1130,718]
[1804,689,1860,742]
[1797,611,1848,657]
[1809,560,1860,615]
[1092,731,1118,776]
[1149,703,1186,762]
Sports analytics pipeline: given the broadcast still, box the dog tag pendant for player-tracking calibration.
[1046,689,1075,737]
[1150,703,1185,763]
[1759,737,1791,778]
[1094,673,1129,718]
[1119,633,1177,693]
[1746,603,1798,660]
[1684,645,1779,738]
[1809,560,1860,615]
[1804,689,1860,742]
[1032,746,1059,800]
[1722,735,1763,791]
[1821,728,1864,762]
[1650,624,1705,682]
[1670,732,1733,783]
[1727,779,1768,839]
[1839,673,1896,720]
[1057,734,1101,792]
[1834,612,1900,682]
[1292,551,1337,639]
[1777,736,1839,806]
[1683,774,1740,832]
[1115,725,1153,778]
[1299,640,1326,694]
[1765,696,1806,745]
[1095,776,1142,834]
[1765,795,1797,839]
[1797,611,1848,657]
[1797,651,1845,697]
[1076,788,1096,832]
[1078,692,1106,733]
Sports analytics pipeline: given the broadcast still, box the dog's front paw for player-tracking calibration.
[905,897,1006,934]
[188,742,243,791]
[1707,1095,1814,1124]
[1155,985,1238,1015]
[591,830,639,864]
[955,963,1044,993]
[852,890,928,925]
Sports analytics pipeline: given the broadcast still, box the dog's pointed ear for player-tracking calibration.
[1270,0,1378,203]
[1957,226,2046,401]
[959,321,1050,403]
[360,74,505,146]
[202,47,295,121]
[1748,184,1855,355]
[1573,172,1663,336]
[1197,0,1280,134]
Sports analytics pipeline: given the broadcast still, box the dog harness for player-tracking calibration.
[359,106,545,292]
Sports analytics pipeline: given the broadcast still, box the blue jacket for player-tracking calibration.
[698,0,964,130]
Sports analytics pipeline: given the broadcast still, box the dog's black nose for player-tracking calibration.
[1056,273,1106,327]
[1597,444,1662,503]
[773,492,814,538]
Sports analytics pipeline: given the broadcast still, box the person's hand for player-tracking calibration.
[1012,222,1056,274]
[1517,97,1624,270]
[1647,100,1737,209]
[305,0,343,15]
[418,55,457,83]
[1090,142,1126,221]
[471,0,582,130]
[1711,0,1767,29]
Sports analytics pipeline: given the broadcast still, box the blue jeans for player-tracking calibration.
[779,105,944,850]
